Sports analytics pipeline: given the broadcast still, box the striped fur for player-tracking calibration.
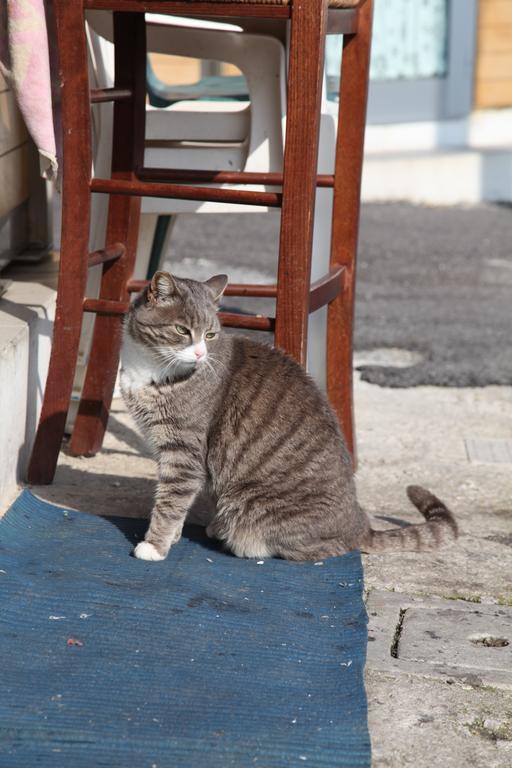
[121,272,458,561]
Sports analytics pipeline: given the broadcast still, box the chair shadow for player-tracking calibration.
[31,463,155,518]
[30,462,224,554]
[181,524,226,554]
[104,411,151,457]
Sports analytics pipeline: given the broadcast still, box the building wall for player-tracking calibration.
[474,0,512,109]
[0,71,30,220]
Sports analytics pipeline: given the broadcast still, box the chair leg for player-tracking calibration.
[27,1,92,485]
[69,12,146,457]
[274,0,328,365]
[327,0,373,463]
[146,215,173,280]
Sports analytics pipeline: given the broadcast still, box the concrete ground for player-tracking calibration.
[14,204,512,765]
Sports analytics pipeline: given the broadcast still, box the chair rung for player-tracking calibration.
[91,178,282,208]
[83,292,274,332]
[83,298,130,316]
[126,279,149,294]
[124,272,343,317]
[219,313,275,332]
[309,265,345,313]
[90,88,132,103]
[83,295,273,332]
[88,243,126,268]
[224,283,277,299]
[126,280,278,298]
[137,168,335,189]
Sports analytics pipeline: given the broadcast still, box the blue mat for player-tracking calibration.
[0,490,370,767]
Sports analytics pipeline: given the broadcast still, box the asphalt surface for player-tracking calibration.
[165,203,512,387]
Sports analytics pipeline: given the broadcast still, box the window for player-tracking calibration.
[327,0,478,123]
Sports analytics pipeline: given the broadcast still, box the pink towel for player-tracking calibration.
[0,0,57,180]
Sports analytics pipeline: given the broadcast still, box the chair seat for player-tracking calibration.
[192,0,359,6]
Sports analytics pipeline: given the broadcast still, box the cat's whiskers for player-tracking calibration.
[155,347,180,364]
[155,345,176,360]
[203,357,219,382]
[153,347,184,381]
[207,354,227,374]
[154,345,204,382]
[162,357,179,378]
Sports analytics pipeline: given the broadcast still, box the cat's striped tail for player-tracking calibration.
[362,485,458,552]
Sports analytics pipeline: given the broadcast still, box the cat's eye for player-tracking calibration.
[205,332,216,340]
[175,324,189,336]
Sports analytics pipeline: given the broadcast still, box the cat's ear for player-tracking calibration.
[148,271,179,304]
[204,274,228,303]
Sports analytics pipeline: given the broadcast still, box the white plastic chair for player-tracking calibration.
[67,11,336,416]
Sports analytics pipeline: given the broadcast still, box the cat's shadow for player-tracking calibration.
[106,513,413,554]
[105,514,226,555]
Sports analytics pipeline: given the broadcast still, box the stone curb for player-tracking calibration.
[366,590,512,691]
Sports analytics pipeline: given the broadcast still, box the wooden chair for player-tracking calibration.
[27,0,373,485]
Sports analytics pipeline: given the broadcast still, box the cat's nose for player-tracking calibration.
[194,343,206,359]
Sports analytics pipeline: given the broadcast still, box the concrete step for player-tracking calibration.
[0,262,56,510]
[362,146,512,205]
[358,108,512,205]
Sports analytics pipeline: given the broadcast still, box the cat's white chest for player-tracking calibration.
[120,333,161,392]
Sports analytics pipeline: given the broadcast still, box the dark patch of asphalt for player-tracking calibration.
[167,203,512,388]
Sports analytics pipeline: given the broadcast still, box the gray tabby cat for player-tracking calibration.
[120,271,457,562]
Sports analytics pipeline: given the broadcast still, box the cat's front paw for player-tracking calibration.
[134,541,166,562]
